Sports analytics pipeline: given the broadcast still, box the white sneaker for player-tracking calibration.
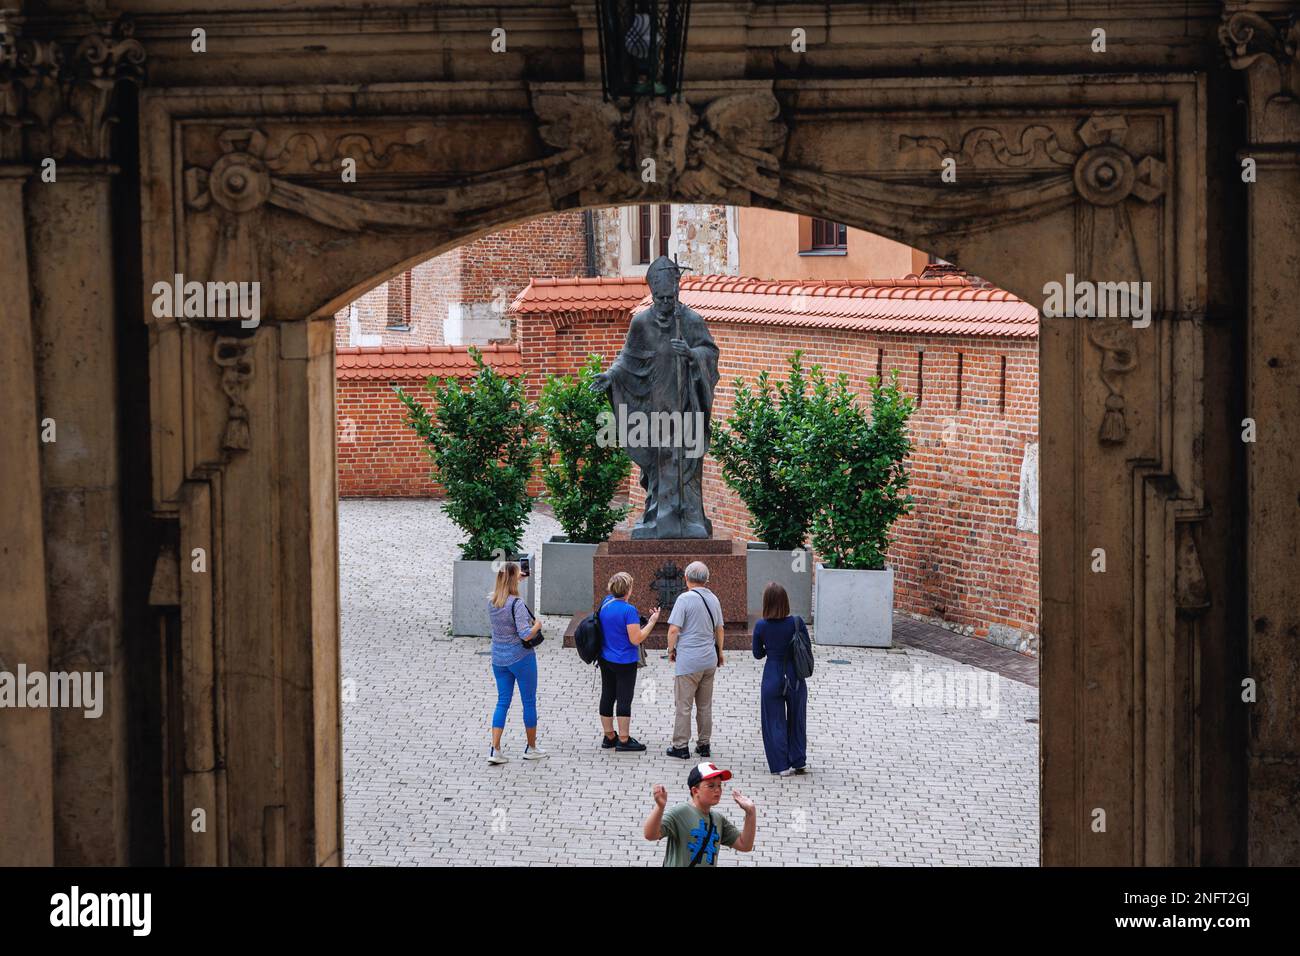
[778,767,797,777]
[522,745,549,760]
[487,745,508,765]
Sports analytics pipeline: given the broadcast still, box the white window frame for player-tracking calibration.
[616,204,677,276]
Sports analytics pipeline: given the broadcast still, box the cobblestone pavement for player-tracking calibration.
[340,498,1040,866]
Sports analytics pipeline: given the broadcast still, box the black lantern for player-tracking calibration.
[596,0,692,102]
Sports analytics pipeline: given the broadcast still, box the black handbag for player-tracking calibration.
[512,597,544,649]
[790,615,814,679]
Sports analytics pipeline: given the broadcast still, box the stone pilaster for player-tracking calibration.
[0,163,55,866]
[1221,1,1300,865]
[0,11,143,864]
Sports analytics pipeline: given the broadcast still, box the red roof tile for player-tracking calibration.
[511,276,651,328]
[666,275,1038,338]
[511,274,1037,338]
[336,344,523,380]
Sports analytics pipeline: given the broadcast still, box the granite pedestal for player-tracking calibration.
[564,532,750,649]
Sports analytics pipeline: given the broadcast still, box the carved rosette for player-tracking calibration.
[182,130,275,308]
[0,15,145,163]
[207,151,272,213]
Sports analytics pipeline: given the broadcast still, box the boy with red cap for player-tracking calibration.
[643,762,757,866]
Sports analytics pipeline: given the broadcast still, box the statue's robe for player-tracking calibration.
[605,302,720,539]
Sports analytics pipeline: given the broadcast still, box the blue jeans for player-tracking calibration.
[491,654,538,730]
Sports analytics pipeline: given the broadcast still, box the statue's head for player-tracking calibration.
[646,256,686,318]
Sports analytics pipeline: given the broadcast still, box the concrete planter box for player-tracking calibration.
[746,542,814,622]
[452,554,535,637]
[813,564,893,647]
[540,536,599,614]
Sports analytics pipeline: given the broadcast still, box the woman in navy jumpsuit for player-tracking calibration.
[752,582,808,775]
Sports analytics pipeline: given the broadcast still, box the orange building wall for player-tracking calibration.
[738,206,928,280]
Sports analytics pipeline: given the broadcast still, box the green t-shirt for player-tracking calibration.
[660,803,741,867]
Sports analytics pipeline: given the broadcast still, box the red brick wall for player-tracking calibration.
[337,376,444,497]
[333,275,448,350]
[336,347,524,497]
[459,213,588,335]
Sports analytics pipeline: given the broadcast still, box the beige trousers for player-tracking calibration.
[672,667,717,748]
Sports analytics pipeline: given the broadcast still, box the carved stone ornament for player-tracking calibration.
[213,336,254,454]
[902,113,1165,448]
[651,561,686,613]
[1087,319,1139,445]
[899,112,1166,213]
[1219,7,1300,139]
[1073,115,1162,447]
[179,92,789,288]
[532,90,788,204]
[1175,520,1211,618]
[0,14,145,162]
[1220,7,1300,83]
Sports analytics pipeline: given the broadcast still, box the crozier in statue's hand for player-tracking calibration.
[669,337,691,357]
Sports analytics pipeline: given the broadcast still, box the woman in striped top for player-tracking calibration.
[485,562,547,764]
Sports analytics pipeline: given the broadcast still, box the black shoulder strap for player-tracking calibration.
[689,814,718,867]
[694,589,716,630]
[510,596,534,622]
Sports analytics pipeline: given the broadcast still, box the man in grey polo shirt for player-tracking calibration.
[665,561,725,759]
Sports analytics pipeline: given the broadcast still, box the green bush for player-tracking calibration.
[711,351,816,552]
[779,367,915,571]
[538,355,632,543]
[395,346,541,561]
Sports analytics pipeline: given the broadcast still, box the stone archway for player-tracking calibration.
[137,72,1209,867]
[10,0,1295,868]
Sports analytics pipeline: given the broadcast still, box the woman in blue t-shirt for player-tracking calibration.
[597,571,660,752]
[752,582,809,776]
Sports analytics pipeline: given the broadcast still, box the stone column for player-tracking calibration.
[3,16,145,864]
[1222,5,1300,865]
[26,169,130,865]
[0,165,56,866]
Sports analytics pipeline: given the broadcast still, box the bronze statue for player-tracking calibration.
[593,256,720,539]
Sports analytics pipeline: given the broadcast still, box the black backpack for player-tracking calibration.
[574,596,611,665]
[790,616,814,680]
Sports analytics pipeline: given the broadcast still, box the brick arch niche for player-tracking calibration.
[7,0,1292,869]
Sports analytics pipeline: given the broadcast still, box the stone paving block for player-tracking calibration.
[340,500,1039,867]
